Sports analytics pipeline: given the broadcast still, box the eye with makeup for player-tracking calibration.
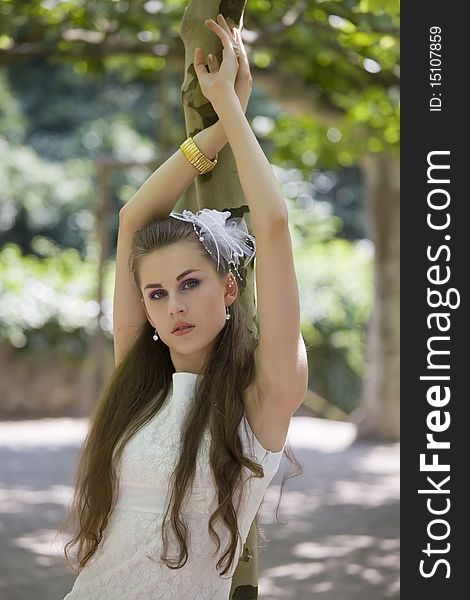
[148,279,200,301]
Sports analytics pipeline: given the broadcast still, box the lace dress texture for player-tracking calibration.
[62,371,285,599]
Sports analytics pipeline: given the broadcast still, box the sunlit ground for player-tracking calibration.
[0,415,399,599]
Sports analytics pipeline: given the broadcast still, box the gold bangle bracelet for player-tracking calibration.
[180,137,218,175]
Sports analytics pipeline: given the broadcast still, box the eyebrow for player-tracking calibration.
[143,269,203,290]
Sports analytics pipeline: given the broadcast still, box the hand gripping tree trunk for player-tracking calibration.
[176,1,260,598]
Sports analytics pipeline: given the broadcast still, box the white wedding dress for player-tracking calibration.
[63,371,285,599]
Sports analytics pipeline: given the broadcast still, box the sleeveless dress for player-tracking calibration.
[63,371,286,599]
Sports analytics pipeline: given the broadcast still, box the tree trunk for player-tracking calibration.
[178,1,260,597]
[351,152,400,441]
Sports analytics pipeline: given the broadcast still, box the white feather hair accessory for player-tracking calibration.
[169,208,256,281]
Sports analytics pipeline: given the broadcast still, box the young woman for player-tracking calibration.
[61,14,308,599]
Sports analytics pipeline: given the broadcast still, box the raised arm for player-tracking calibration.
[114,123,226,365]
[118,124,225,230]
[119,19,251,230]
[114,19,252,366]
[195,15,309,416]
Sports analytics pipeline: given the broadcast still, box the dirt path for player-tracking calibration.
[0,413,399,599]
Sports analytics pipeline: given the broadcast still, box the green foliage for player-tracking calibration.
[0,138,95,252]
[5,60,162,162]
[290,202,373,412]
[1,61,167,254]
[0,0,185,77]
[1,1,399,163]
[0,1,389,412]
[285,189,369,408]
[252,1,399,163]
[0,69,26,141]
[0,241,114,355]
[266,84,399,170]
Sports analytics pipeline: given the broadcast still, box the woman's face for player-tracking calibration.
[138,240,237,373]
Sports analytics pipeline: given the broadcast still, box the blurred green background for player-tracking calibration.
[0,0,399,424]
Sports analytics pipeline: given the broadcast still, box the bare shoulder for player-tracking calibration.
[242,352,292,454]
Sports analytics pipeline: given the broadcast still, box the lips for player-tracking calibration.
[172,323,195,334]
[172,326,195,336]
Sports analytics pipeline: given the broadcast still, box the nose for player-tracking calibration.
[168,297,186,317]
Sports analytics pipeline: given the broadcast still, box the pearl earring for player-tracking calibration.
[226,307,231,320]
[153,329,159,341]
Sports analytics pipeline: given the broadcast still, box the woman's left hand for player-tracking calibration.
[194,14,252,111]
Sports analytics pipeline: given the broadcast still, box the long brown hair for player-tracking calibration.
[58,215,302,576]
